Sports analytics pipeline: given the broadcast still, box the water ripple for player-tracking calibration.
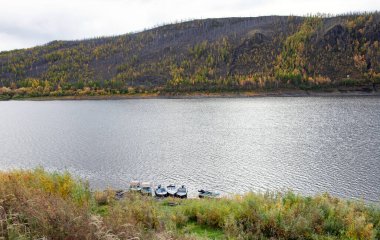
[0,97,379,202]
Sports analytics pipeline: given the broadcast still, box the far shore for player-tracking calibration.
[3,89,380,101]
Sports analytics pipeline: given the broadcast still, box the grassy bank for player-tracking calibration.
[1,87,380,101]
[1,169,379,239]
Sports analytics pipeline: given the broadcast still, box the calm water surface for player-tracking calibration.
[0,97,379,201]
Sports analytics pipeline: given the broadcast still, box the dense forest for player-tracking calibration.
[0,13,380,98]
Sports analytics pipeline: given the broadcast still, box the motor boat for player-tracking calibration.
[114,189,126,200]
[175,185,188,198]
[141,182,153,196]
[198,189,220,198]
[167,184,177,197]
[129,181,141,192]
[155,184,168,198]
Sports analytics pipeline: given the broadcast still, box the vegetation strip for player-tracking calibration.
[1,169,379,239]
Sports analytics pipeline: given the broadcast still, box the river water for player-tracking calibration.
[0,97,379,201]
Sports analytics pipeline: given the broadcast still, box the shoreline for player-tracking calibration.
[2,169,380,239]
[4,89,380,101]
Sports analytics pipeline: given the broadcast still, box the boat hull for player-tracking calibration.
[155,191,168,198]
[198,190,220,199]
[175,193,187,199]
[167,190,177,197]
[141,191,152,196]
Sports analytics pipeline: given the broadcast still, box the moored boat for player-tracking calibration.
[155,184,168,198]
[175,185,188,198]
[198,189,220,198]
[129,181,141,192]
[141,182,153,196]
[115,189,126,200]
[167,184,177,197]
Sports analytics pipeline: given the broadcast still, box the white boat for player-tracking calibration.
[167,184,177,197]
[129,181,141,192]
[155,185,168,198]
[175,185,188,198]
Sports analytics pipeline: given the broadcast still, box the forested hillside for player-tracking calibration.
[0,13,380,98]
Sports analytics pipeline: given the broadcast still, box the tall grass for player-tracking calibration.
[0,168,93,238]
[0,169,190,239]
[1,169,379,239]
[172,192,379,239]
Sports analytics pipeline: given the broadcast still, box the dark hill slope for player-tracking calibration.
[0,14,379,94]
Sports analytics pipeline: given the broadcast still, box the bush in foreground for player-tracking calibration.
[174,192,380,239]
